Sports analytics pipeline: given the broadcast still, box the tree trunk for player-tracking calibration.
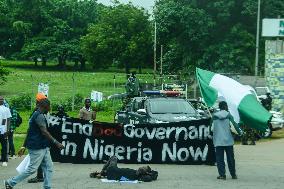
[42,57,47,67]
[58,56,63,67]
[138,65,142,74]
[74,60,79,69]
[33,58,38,67]
[124,61,130,75]
[80,59,86,70]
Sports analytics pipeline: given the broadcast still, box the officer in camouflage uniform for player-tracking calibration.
[122,72,140,110]
[241,124,256,145]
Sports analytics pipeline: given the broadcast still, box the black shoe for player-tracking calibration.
[217,176,226,180]
[28,177,44,183]
[242,142,248,145]
[4,180,13,189]
[232,175,238,179]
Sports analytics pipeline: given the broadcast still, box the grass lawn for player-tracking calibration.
[0,60,157,107]
[2,60,284,155]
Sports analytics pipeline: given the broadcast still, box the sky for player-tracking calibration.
[97,0,155,12]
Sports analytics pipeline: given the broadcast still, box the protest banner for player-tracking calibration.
[48,115,215,165]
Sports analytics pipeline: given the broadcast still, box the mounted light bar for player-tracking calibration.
[143,90,181,96]
[143,90,161,95]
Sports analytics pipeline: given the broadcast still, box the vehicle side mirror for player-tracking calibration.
[137,109,147,115]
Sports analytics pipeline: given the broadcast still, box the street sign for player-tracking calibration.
[262,19,284,37]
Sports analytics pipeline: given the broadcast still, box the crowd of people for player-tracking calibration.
[0,93,98,189]
[0,85,274,188]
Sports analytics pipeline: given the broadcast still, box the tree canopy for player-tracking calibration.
[81,2,153,73]
[0,0,284,75]
[155,0,284,75]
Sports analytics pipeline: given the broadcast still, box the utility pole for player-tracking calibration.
[153,0,157,87]
[154,21,157,86]
[160,45,163,76]
[255,0,261,76]
[72,73,75,111]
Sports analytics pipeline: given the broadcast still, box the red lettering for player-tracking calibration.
[92,125,123,137]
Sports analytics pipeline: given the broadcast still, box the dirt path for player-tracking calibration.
[1,139,284,189]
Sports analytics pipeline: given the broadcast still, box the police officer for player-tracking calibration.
[123,72,140,110]
[125,72,140,97]
[261,92,272,111]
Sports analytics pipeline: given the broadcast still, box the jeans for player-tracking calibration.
[0,134,8,162]
[37,166,44,179]
[8,131,15,156]
[215,146,236,177]
[7,147,53,189]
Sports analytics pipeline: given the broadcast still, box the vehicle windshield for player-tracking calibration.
[255,88,268,96]
[149,99,196,114]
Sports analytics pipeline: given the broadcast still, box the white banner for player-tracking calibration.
[91,91,103,102]
[38,83,49,97]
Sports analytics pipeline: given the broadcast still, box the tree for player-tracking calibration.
[0,63,9,85]
[81,2,153,73]
[21,37,55,66]
[155,0,214,75]
[155,0,284,75]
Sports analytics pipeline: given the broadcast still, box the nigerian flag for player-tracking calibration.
[196,68,272,132]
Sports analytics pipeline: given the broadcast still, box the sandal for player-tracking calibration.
[4,180,13,189]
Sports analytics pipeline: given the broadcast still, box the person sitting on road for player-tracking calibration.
[90,156,158,182]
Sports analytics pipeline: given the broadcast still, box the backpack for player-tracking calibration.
[16,112,22,127]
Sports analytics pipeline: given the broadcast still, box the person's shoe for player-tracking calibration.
[232,175,238,179]
[9,155,17,160]
[249,141,256,145]
[217,176,226,180]
[2,162,8,167]
[242,142,248,145]
[28,177,44,183]
[4,180,13,189]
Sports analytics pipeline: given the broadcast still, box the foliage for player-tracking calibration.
[1,0,284,75]
[52,94,84,112]
[155,0,284,75]
[81,2,153,73]
[0,0,100,69]
[0,65,9,85]
[9,93,31,110]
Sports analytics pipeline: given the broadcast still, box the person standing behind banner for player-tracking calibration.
[212,101,243,180]
[79,98,96,121]
[0,96,12,167]
[54,105,69,118]
[8,106,22,159]
[4,99,64,189]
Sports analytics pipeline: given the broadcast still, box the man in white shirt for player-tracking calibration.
[0,96,12,166]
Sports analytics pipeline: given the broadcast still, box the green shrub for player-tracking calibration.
[93,99,122,112]
[10,93,31,110]
[52,94,84,112]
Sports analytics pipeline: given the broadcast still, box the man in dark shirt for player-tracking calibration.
[4,99,64,189]
[54,105,68,118]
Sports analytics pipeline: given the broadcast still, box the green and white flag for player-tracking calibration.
[196,68,272,132]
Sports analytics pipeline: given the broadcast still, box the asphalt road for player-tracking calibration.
[1,139,284,189]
